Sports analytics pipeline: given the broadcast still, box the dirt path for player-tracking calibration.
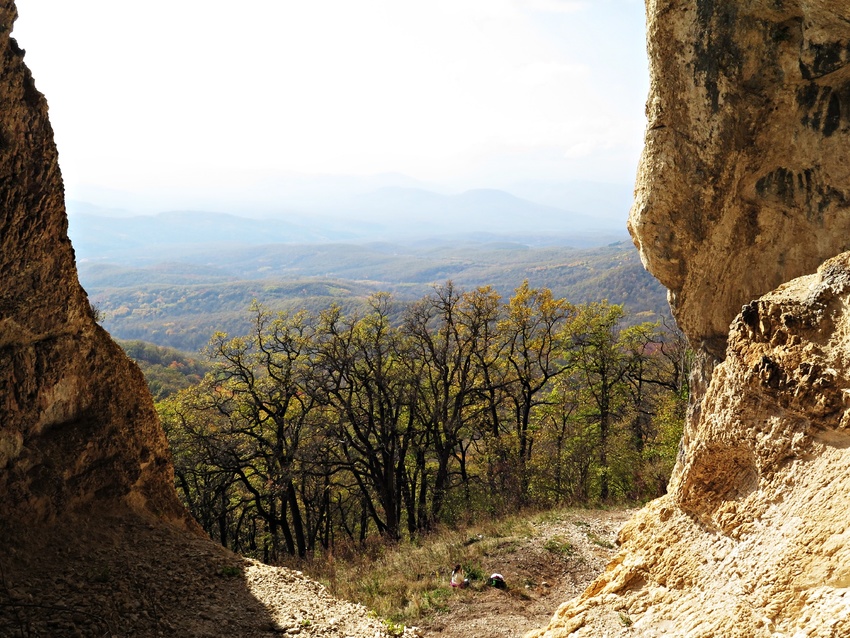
[418,508,637,638]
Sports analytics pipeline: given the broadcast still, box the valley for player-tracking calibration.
[80,239,668,351]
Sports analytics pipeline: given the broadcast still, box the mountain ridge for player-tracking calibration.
[68,186,629,263]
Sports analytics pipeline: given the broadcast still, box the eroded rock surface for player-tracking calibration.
[530,253,850,637]
[629,0,850,363]
[0,0,181,525]
[531,1,850,636]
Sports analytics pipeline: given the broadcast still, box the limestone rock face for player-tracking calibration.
[629,0,850,362]
[0,0,182,522]
[530,1,850,636]
[530,254,850,637]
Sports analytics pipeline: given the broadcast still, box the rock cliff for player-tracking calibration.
[630,0,850,364]
[0,3,397,635]
[0,1,181,524]
[530,1,850,636]
[530,255,850,637]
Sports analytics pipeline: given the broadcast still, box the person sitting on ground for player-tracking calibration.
[450,564,469,588]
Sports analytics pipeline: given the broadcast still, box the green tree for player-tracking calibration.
[160,387,247,549]
[533,373,596,503]
[199,304,317,559]
[403,282,500,526]
[619,322,689,498]
[570,302,632,502]
[154,286,688,554]
[312,294,418,541]
[498,281,574,504]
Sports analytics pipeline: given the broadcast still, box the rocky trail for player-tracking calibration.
[415,508,634,638]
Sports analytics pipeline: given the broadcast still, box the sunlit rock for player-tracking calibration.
[531,0,850,635]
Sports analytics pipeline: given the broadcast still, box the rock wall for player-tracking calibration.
[0,0,182,522]
[629,0,850,363]
[530,1,850,636]
[531,255,850,637]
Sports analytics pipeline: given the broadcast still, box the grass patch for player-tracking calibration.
[543,535,575,557]
[383,619,406,636]
[586,532,615,549]
[279,510,543,625]
[279,506,620,627]
[284,533,488,625]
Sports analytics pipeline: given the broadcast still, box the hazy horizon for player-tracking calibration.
[64,172,635,225]
[13,0,648,225]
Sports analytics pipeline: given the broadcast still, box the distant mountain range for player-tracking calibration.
[67,185,630,263]
[68,178,655,352]
[68,172,635,221]
[337,186,608,233]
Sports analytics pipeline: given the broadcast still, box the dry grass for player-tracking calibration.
[280,507,606,626]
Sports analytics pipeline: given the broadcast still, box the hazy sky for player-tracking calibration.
[13,0,648,206]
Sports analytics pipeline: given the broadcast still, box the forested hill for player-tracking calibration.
[117,340,209,400]
[81,240,669,352]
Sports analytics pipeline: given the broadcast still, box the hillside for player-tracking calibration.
[82,241,669,351]
[118,340,209,400]
[287,507,635,637]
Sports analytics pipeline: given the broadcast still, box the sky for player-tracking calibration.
[12,0,648,213]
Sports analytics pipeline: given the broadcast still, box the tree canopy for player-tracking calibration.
[157,282,689,561]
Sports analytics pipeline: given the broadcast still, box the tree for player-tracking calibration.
[160,387,247,549]
[570,302,632,502]
[198,304,317,559]
[459,286,510,511]
[403,282,495,526]
[533,373,595,503]
[498,281,574,503]
[156,286,688,553]
[620,322,690,498]
[312,294,418,541]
